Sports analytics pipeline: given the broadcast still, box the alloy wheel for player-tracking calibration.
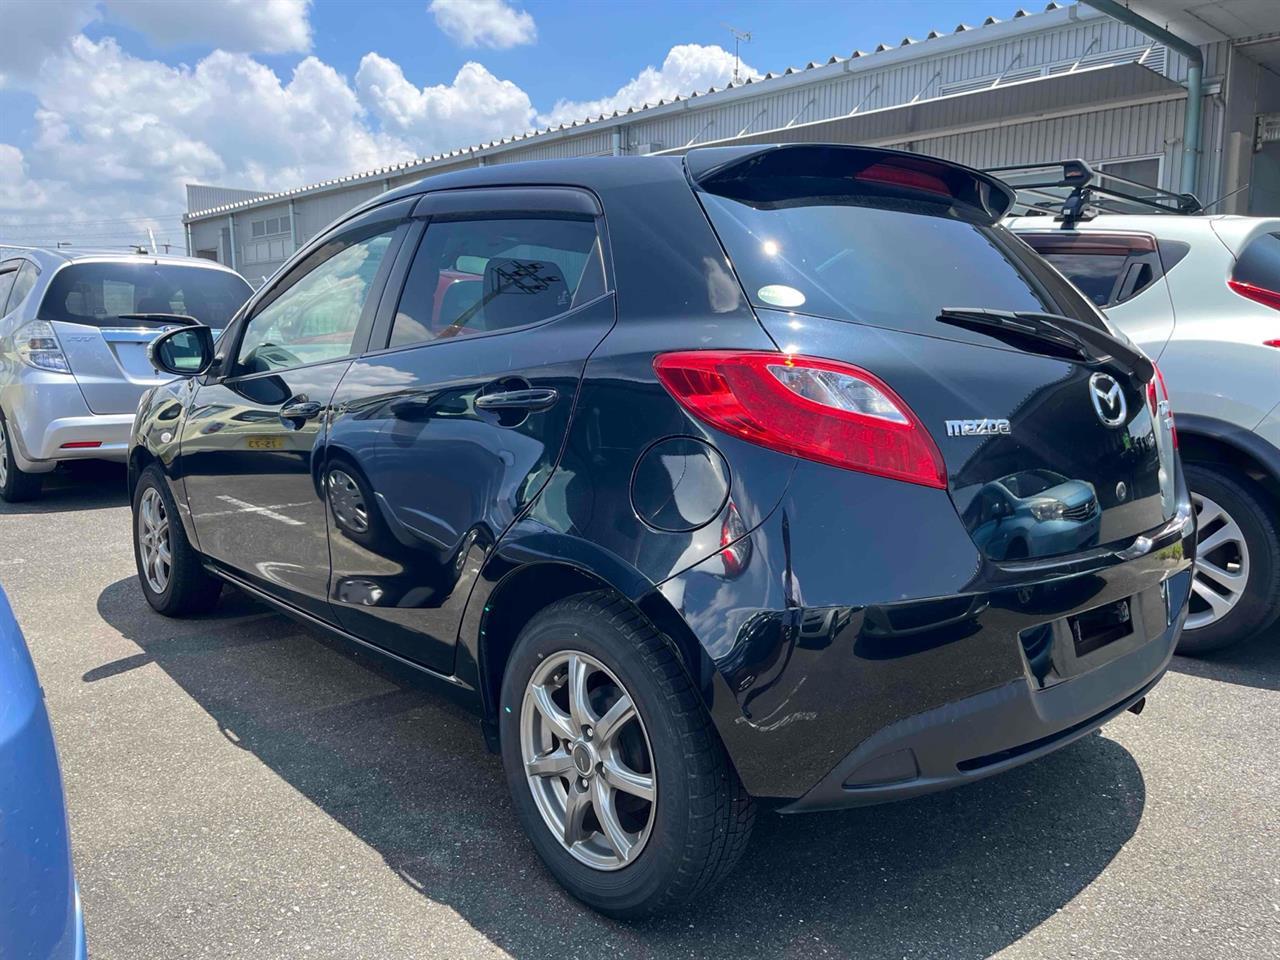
[327,469,369,534]
[0,417,8,488]
[137,486,172,594]
[1187,491,1250,630]
[520,650,657,870]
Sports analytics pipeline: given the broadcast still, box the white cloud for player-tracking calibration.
[428,0,536,49]
[1,33,758,251]
[538,43,756,127]
[102,0,313,54]
[356,54,535,154]
[0,0,96,86]
[0,145,49,209]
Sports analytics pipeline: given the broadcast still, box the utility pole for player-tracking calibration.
[725,25,752,83]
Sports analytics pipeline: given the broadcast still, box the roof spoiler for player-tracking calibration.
[983,158,1203,226]
[687,144,1016,225]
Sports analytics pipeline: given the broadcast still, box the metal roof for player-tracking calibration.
[185,1,1088,222]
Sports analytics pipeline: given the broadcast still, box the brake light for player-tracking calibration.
[1227,279,1280,311]
[1145,363,1177,448]
[653,351,947,488]
[855,160,950,198]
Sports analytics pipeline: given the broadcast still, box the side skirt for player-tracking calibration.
[205,564,481,714]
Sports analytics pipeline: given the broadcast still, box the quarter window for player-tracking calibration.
[387,217,605,349]
[236,228,395,374]
[0,265,18,315]
[6,262,39,314]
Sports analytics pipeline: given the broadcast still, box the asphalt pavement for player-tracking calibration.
[2,462,1276,960]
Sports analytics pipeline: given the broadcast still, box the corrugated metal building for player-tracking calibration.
[184,1,1280,284]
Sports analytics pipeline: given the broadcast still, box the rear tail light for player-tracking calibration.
[1145,362,1177,448]
[653,350,947,488]
[14,320,71,373]
[1227,278,1280,312]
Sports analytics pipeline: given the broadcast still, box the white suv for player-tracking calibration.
[1010,214,1280,654]
[0,248,252,502]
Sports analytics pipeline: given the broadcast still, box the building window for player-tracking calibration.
[1095,157,1162,195]
[249,215,289,239]
[243,214,292,265]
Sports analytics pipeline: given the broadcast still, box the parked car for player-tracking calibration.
[0,583,86,959]
[130,145,1194,917]
[0,247,252,502]
[998,162,1280,653]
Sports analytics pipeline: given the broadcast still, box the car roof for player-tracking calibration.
[1005,213,1280,249]
[0,245,246,276]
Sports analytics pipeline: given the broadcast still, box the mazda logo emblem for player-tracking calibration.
[1089,372,1127,427]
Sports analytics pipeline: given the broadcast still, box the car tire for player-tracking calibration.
[1178,463,1280,655]
[0,410,43,503]
[499,590,754,918]
[132,464,221,616]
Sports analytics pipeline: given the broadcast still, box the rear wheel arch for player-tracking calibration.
[1177,421,1280,511]
[475,561,704,726]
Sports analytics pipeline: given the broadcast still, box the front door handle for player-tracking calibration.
[474,387,559,413]
[280,399,323,424]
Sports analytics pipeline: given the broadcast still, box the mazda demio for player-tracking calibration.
[130,144,1195,917]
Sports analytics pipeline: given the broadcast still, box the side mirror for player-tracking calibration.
[148,325,215,377]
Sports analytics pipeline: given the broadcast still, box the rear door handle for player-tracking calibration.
[280,399,323,423]
[474,388,559,412]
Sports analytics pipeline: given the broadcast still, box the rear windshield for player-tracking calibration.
[40,262,252,329]
[698,190,1056,336]
[1232,232,1280,291]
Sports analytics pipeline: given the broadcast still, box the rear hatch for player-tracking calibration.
[691,145,1176,562]
[39,260,251,414]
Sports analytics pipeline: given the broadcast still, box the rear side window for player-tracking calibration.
[1233,232,1280,290]
[387,217,605,349]
[697,191,1051,337]
[40,262,252,329]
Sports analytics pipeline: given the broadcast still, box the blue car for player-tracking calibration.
[0,585,86,960]
[963,469,1103,560]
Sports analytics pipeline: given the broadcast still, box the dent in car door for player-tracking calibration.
[180,205,409,617]
[324,189,615,672]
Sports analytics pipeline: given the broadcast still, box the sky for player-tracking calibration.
[0,0,1040,252]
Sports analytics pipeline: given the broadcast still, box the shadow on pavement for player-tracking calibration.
[94,575,1147,960]
[0,461,128,514]
[1169,624,1280,693]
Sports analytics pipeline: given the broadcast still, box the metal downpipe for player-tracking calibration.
[1086,0,1204,195]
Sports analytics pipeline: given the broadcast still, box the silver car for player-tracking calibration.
[0,247,252,501]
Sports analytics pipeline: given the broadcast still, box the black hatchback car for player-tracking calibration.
[131,144,1194,917]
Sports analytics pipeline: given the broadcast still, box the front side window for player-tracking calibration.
[387,217,605,349]
[236,228,395,374]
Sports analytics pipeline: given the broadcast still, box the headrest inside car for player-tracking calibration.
[481,258,570,331]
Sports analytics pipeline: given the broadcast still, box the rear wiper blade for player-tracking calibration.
[116,312,200,326]
[937,308,1089,361]
[937,308,1153,382]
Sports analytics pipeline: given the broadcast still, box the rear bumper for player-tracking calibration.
[23,413,133,463]
[780,578,1186,812]
[2,376,132,466]
[659,460,1196,805]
